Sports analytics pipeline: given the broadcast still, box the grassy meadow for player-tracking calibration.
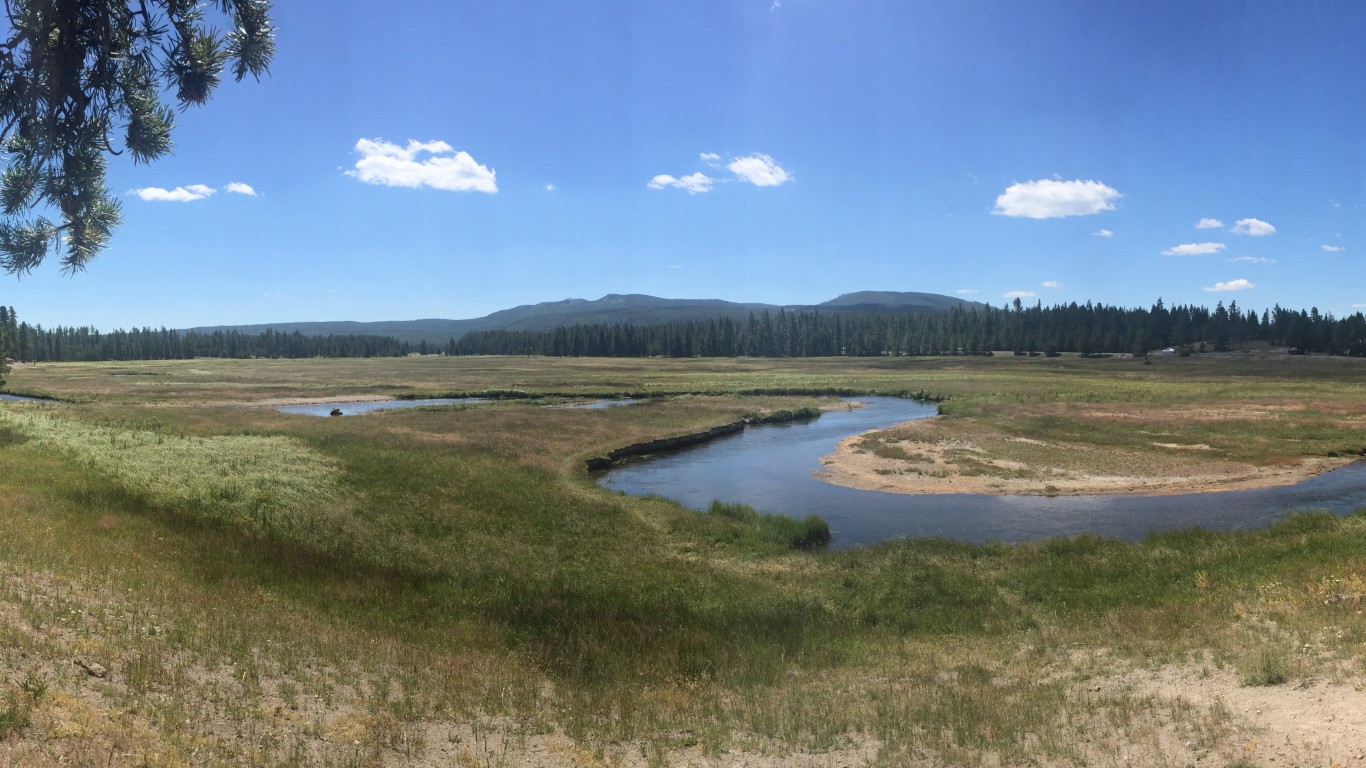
[1,354,1364,766]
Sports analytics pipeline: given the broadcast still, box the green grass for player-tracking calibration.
[705,500,832,550]
[0,354,1363,765]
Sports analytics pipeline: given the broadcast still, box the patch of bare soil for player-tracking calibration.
[1106,661,1366,767]
[816,418,1354,496]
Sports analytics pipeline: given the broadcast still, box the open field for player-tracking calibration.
[1,354,1365,766]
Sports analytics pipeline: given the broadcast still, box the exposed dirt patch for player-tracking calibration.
[818,417,1355,496]
[1105,661,1366,767]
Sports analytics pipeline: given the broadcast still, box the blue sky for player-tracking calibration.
[4,0,1364,329]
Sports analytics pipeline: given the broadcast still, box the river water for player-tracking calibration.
[275,398,486,416]
[596,397,1366,549]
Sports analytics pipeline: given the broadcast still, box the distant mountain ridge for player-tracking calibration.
[182,291,982,345]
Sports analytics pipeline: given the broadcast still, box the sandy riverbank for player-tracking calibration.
[815,415,1355,496]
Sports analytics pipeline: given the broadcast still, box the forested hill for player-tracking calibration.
[181,291,983,345]
[818,291,977,313]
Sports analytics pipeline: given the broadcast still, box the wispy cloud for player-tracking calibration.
[1196,217,1223,229]
[1163,242,1226,256]
[1004,290,1037,299]
[347,138,497,193]
[132,184,216,202]
[1203,278,1255,292]
[1226,256,1275,264]
[224,182,256,196]
[1093,228,1114,238]
[544,183,556,192]
[1041,280,1060,288]
[1231,217,1275,236]
[1322,244,1345,253]
[955,288,979,294]
[992,179,1120,219]
[650,152,791,193]
[647,173,715,194]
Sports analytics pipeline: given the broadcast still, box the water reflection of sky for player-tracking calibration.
[598,397,1366,549]
[548,398,641,410]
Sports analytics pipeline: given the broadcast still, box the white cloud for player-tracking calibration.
[1203,278,1255,292]
[1162,242,1226,256]
[545,183,556,192]
[1041,280,1060,288]
[1196,218,1223,229]
[133,184,216,202]
[992,179,1120,219]
[1227,256,1275,264]
[955,288,979,294]
[652,152,790,193]
[1004,290,1036,299]
[348,138,497,193]
[648,172,714,194]
[225,182,256,196]
[1093,228,1114,238]
[727,154,791,187]
[1353,303,1366,310]
[1231,217,1275,236]
[1322,244,1345,253]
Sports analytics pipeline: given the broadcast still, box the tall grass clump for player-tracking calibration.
[0,409,366,557]
[1239,646,1291,686]
[707,500,830,550]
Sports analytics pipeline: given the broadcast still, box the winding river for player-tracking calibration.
[596,397,1366,549]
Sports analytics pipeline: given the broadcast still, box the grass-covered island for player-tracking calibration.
[1,354,1364,766]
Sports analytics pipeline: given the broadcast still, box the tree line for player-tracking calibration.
[0,306,410,363]
[3,298,1363,368]
[447,299,1366,358]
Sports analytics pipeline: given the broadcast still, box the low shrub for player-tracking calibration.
[746,406,822,425]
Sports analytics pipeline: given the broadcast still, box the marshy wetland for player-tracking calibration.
[2,354,1365,766]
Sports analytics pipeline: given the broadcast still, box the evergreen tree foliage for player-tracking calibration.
[0,305,9,385]
[0,305,410,362]
[449,301,1366,359]
[0,0,274,273]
